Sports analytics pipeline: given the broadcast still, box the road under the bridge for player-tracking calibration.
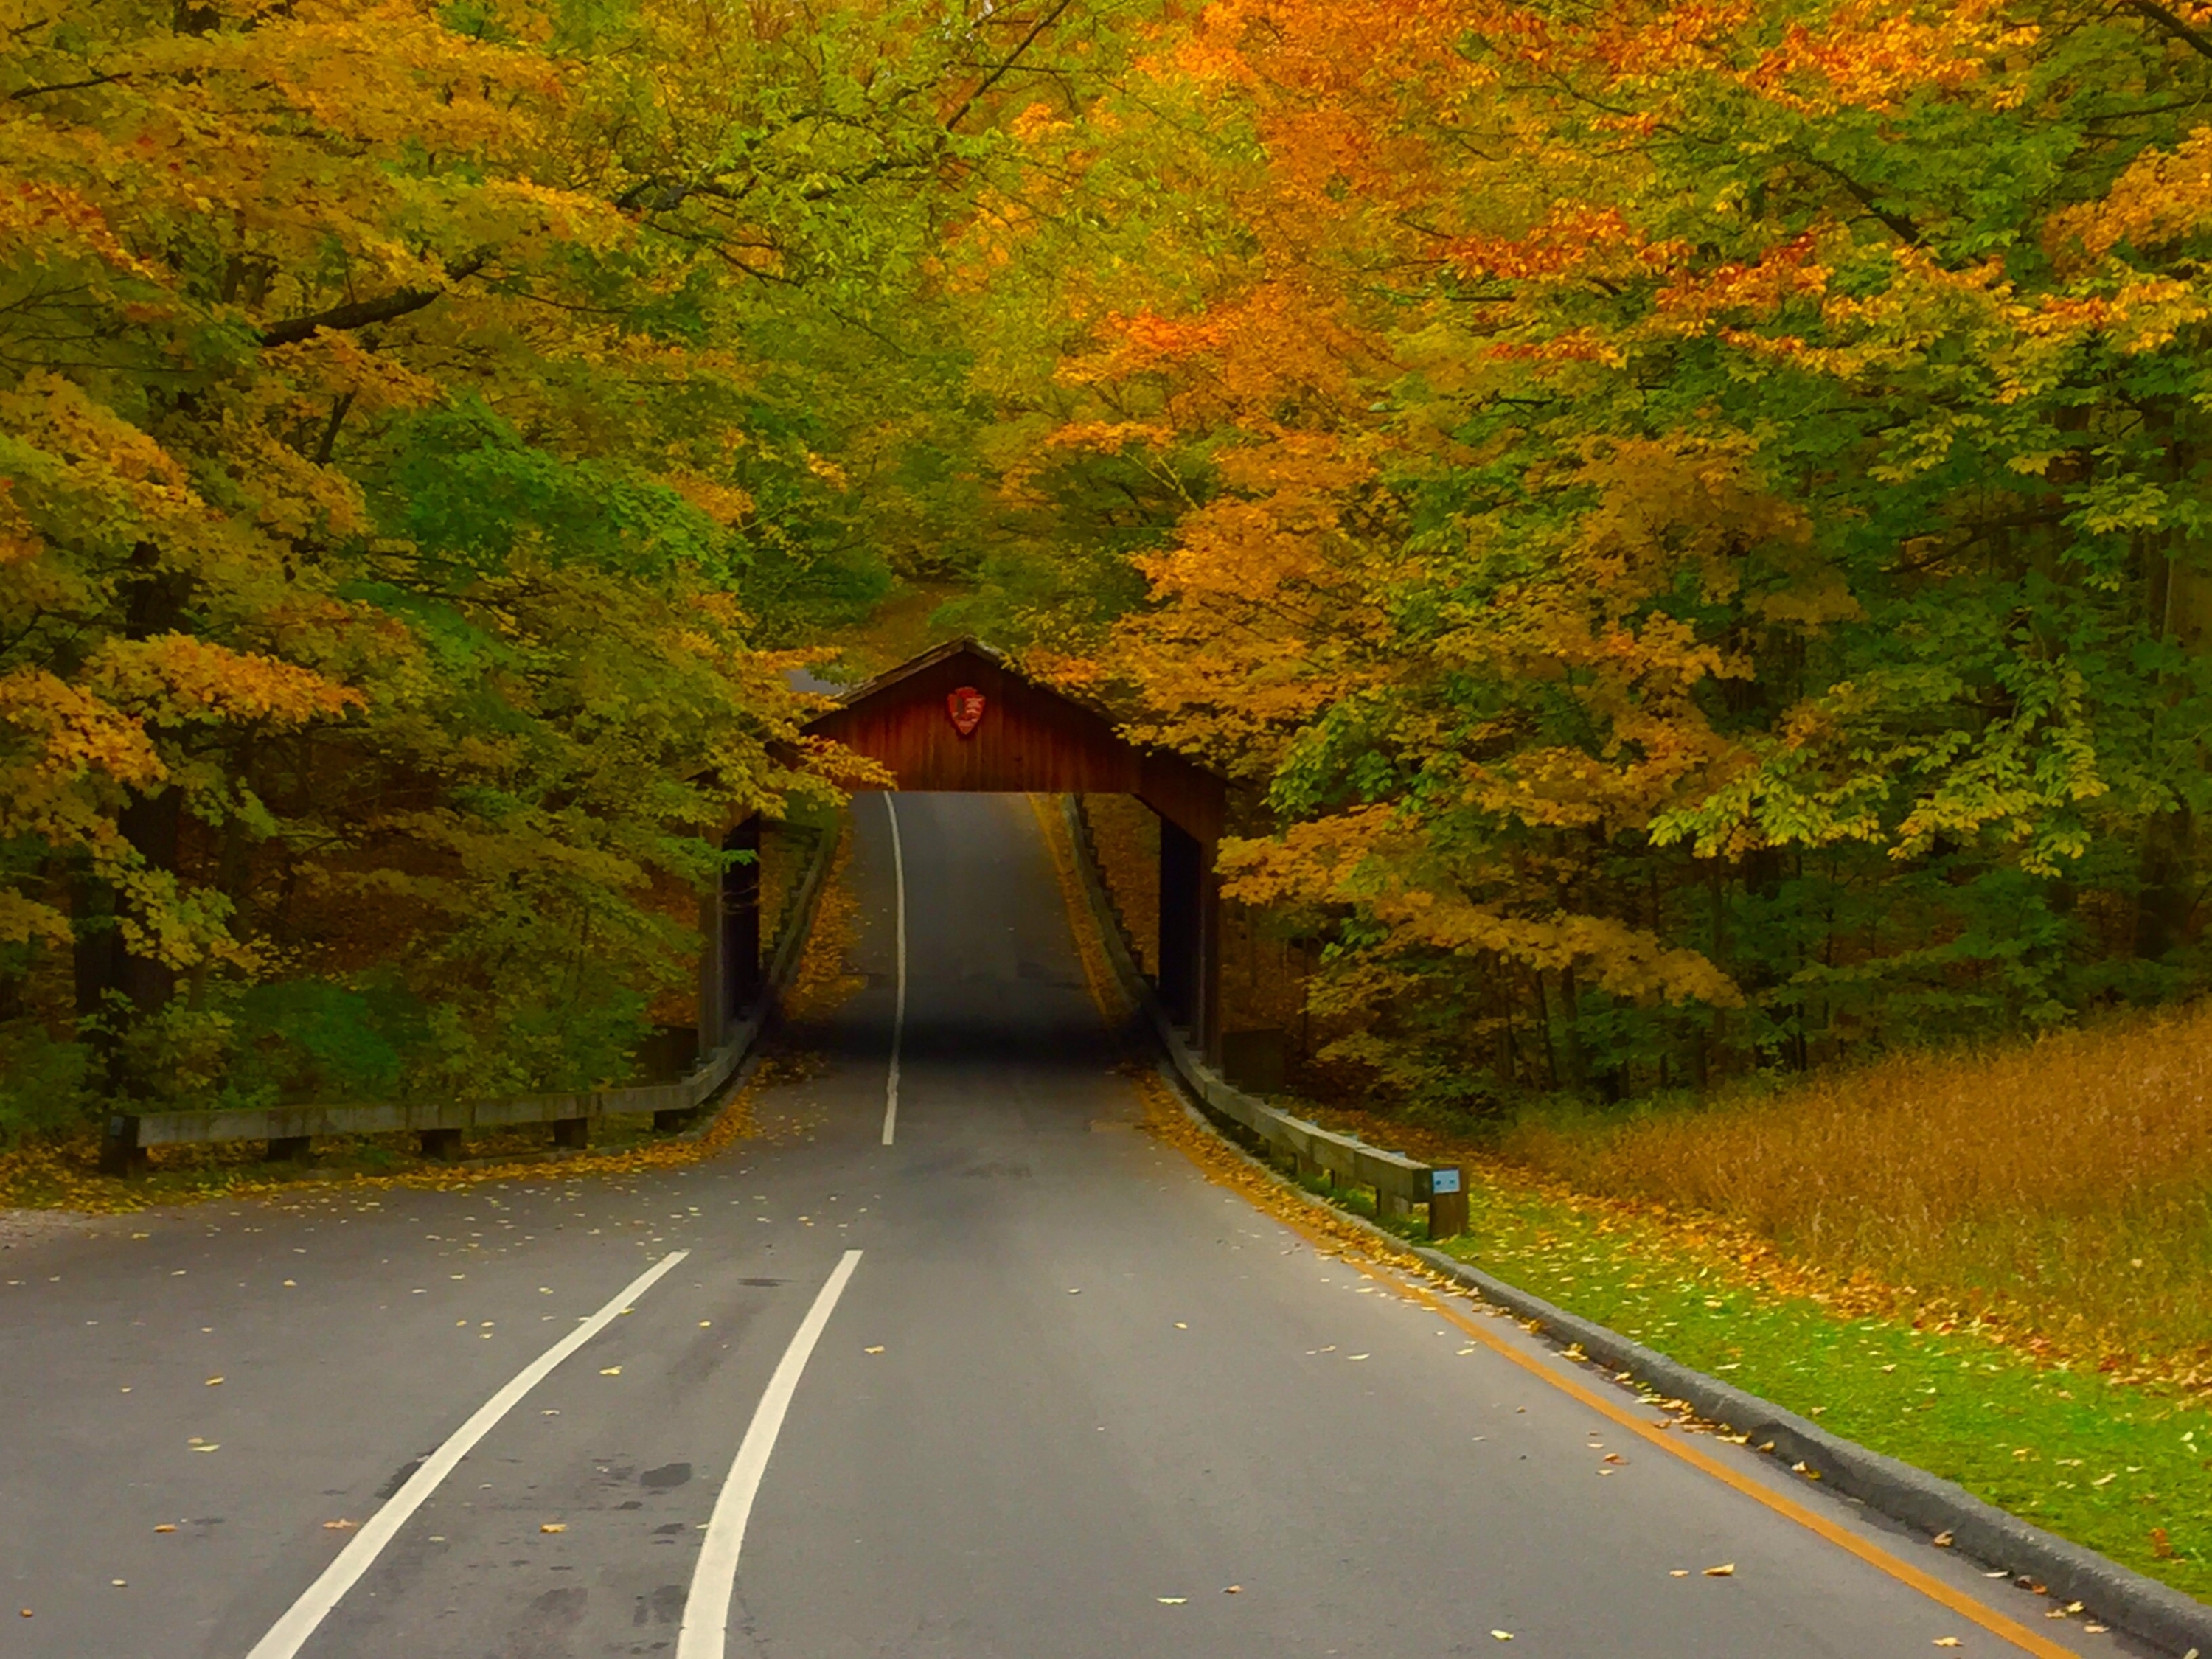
[0,794,2117,1658]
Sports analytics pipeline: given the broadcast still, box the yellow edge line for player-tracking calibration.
[1244,1175,2081,1658]
[1034,789,2077,1655]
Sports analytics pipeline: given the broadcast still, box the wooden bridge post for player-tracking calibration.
[725,815,762,1018]
[696,890,724,1052]
[1158,818,1200,1029]
[1197,844,1223,1068]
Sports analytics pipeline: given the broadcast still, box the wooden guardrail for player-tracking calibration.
[100,820,837,1174]
[1059,796,1467,1239]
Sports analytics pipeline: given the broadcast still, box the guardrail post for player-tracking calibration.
[1427,1166,1467,1241]
[552,1116,589,1149]
[653,1107,698,1134]
[99,1112,145,1177]
[265,1135,311,1163]
[419,1127,462,1160]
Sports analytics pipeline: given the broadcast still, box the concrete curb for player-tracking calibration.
[1057,794,2212,1658]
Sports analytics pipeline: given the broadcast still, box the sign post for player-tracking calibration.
[1427,1166,1468,1241]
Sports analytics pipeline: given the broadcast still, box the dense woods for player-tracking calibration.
[0,0,1116,1131]
[978,0,2212,1113]
[4,0,2211,1133]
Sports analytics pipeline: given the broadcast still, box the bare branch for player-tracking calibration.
[257,256,487,347]
[942,0,1079,133]
[9,72,131,100]
[2115,0,2212,60]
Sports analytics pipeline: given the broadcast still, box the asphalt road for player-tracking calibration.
[0,794,2151,1658]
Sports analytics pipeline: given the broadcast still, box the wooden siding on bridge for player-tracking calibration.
[803,641,1224,844]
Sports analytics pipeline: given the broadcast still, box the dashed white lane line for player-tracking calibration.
[243,1250,691,1659]
[881,795,907,1147]
[678,1248,865,1659]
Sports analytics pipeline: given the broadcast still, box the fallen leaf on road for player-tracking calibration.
[1224,1585,1241,1593]
[1933,1640,1961,1649]
[111,1579,125,1587]
[1669,1571,1688,1579]
[1348,1353,1370,1361]
[865,1346,885,1354]
[1175,1322,1188,1329]
[1490,1631,1514,1641]
[1703,1564,1734,1577]
[540,1523,566,1534]
[190,1443,220,1453]
[1603,1453,1624,1464]
[153,1525,175,1534]
[599,1366,621,1375]
[205,1377,223,1386]
[282,1279,296,1287]
[322,1520,355,1531]
[1157,1596,1186,1605]
[2084,1624,2107,1634]
[1932,1530,1954,1547]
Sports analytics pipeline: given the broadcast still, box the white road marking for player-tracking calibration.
[243,1251,689,1659]
[677,1249,864,1659]
[881,794,907,1146]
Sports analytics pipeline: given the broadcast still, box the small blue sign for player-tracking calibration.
[1430,1168,1462,1195]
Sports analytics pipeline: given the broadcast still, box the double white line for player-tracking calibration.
[245,1249,863,1659]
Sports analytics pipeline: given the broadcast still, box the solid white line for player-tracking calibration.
[243,1249,689,1659]
[881,794,906,1146]
[676,1249,864,1659]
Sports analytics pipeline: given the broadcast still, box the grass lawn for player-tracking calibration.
[1329,1150,2212,1603]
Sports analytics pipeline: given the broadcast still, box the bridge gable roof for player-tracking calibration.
[801,639,1223,842]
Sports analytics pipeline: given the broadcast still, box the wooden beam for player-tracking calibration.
[1158,817,1201,1026]
[1197,844,1223,1066]
[725,816,763,1015]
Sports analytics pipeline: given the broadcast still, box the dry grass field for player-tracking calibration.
[1499,1004,2212,1376]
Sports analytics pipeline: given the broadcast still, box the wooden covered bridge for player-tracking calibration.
[702,638,1228,1059]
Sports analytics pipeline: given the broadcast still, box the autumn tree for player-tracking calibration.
[0,0,1130,1129]
[963,0,2212,1109]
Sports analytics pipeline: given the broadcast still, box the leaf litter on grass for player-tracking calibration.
[1273,1096,2212,1601]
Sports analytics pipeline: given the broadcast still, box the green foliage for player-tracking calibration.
[0,0,1148,1115]
[937,0,2212,1110]
[0,1023,88,1147]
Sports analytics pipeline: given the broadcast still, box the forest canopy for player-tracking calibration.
[3,0,2209,1130]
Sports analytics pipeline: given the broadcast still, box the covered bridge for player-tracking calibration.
[703,639,1229,1060]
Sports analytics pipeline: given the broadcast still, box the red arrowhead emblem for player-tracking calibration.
[947,685,986,737]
